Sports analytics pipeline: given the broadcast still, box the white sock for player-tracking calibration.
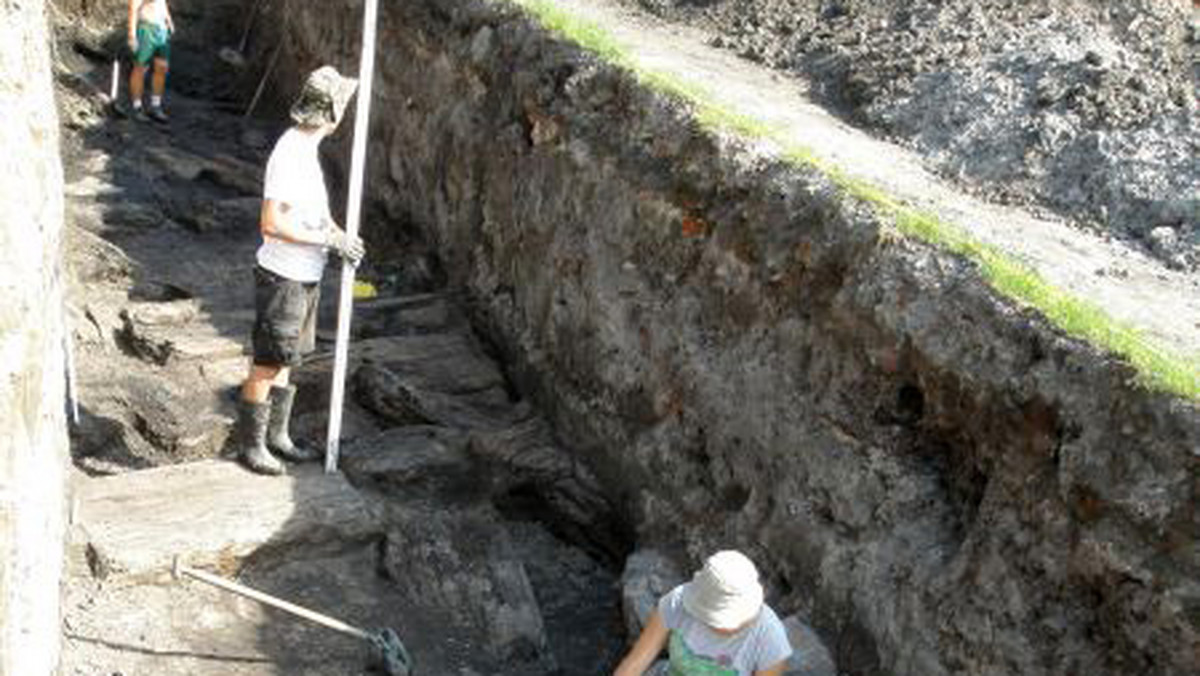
[132,99,143,109]
[151,96,162,108]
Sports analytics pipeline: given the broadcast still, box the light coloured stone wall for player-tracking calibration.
[0,1,69,675]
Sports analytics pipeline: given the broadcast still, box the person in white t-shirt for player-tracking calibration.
[235,66,364,475]
[614,550,793,676]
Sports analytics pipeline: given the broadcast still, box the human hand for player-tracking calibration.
[127,33,138,54]
[325,228,365,267]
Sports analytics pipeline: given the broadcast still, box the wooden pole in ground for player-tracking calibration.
[326,0,380,473]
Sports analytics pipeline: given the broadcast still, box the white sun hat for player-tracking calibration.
[680,550,765,630]
[290,65,359,129]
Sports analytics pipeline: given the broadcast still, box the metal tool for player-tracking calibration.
[173,557,412,675]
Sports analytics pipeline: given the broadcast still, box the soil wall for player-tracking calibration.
[0,2,70,675]
[269,1,1199,673]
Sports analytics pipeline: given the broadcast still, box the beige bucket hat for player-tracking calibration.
[289,65,358,128]
[680,550,765,630]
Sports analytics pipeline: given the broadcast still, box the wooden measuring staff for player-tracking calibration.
[326,0,381,472]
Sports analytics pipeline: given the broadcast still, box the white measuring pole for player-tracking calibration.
[326,0,381,473]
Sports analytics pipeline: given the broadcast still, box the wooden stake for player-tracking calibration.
[326,0,380,473]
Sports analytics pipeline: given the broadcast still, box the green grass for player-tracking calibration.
[505,0,1200,401]
[513,0,628,65]
[515,1,777,138]
[835,175,1200,399]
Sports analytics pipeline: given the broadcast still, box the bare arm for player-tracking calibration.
[612,611,669,676]
[127,0,138,42]
[260,199,333,246]
[754,661,787,676]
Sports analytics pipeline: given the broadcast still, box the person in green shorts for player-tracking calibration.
[125,0,175,123]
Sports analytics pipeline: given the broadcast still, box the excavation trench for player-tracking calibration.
[52,1,1199,676]
[58,2,639,675]
[58,77,637,675]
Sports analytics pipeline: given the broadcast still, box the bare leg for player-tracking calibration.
[129,63,147,106]
[151,58,169,99]
[242,364,290,404]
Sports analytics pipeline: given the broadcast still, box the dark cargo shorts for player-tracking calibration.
[252,266,320,367]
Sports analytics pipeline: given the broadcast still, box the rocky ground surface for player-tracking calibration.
[629,0,1199,270]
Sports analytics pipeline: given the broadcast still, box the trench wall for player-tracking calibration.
[270,1,1199,674]
[0,1,69,675]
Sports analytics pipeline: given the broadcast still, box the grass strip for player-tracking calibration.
[508,0,1200,400]
[514,0,629,65]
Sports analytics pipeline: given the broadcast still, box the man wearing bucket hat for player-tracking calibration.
[234,65,366,475]
[614,550,792,676]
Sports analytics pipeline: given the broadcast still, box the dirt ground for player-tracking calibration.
[629,0,1199,270]
[50,5,628,673]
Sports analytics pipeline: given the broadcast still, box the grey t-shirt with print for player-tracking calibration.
[658,585,793,675]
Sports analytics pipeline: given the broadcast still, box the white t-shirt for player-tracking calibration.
[256,128,331,283]
[658,585,793,676]
[137,0,169,25]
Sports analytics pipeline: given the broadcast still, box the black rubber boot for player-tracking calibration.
[238,399,284,475]
[267,385,320,462]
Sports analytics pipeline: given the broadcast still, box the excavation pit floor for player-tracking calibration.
[56,36,628,673]
[63,543,422,676]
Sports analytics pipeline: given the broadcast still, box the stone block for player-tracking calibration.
[782,615,838,676]
[382,505,555,670]
[71,460,383,581]
[341,425,481,504]
[118,311,247,365]
[620,549,685,639]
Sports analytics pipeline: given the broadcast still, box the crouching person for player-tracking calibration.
[235,66,364,475]
[614,550,793,676]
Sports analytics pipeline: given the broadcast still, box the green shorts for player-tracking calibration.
[133,22,171,66]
